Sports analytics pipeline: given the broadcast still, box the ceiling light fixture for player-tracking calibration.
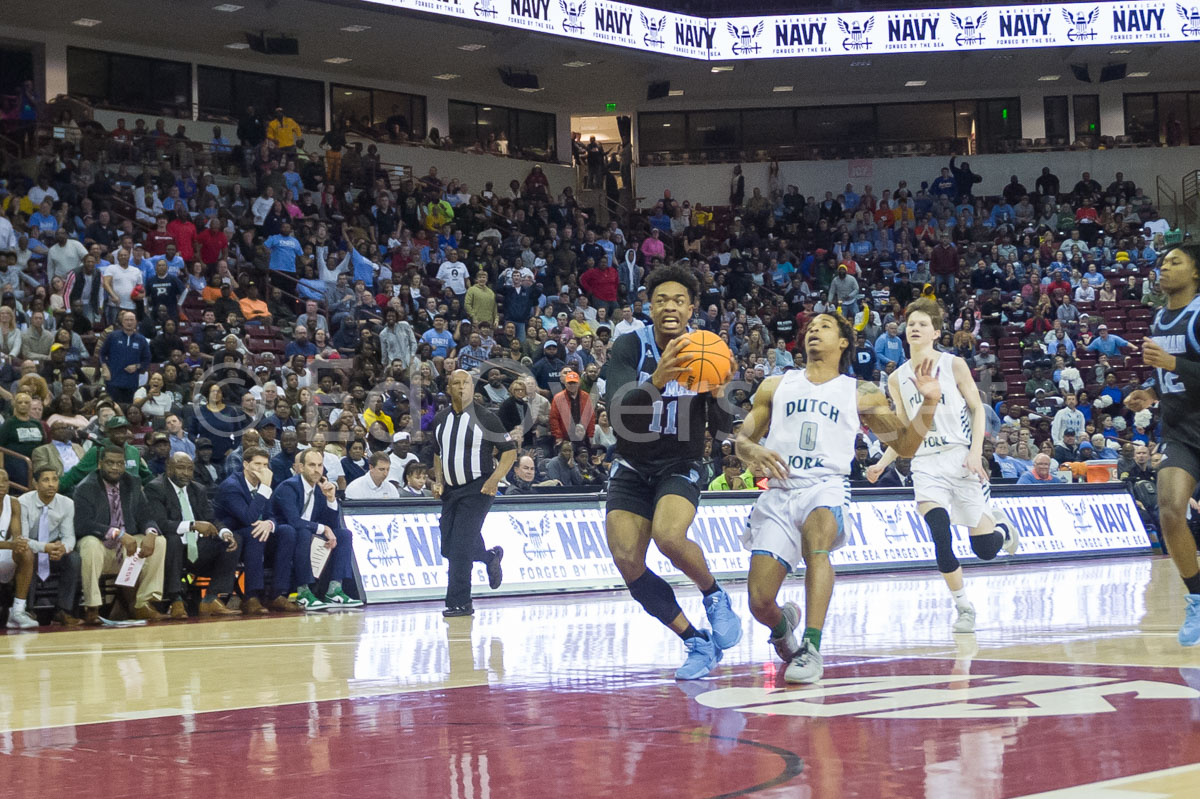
[458,43,487,51]
[668,89,684,96]
[1110,49,1132,54]
[341,25,371,33]
[72,18,102,27]
[850,60,872,67]
[711,65,734,73]
[773,85,794,92]
[1127,71,1150,77]
[212,3,243,11]
[517,87,545,93]
[562,60,591,68]
[662,123,671,127]
[225,42,250,49]
[1037,74,1061,81]
[324,57,351,64]
[433,73,461,80]
[904,80,926,87]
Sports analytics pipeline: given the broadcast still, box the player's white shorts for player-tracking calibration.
[0,548,15,584]
[742,476,849,572]
[912,447,992,528]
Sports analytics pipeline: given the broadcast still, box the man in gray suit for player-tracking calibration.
[18,467,81,625]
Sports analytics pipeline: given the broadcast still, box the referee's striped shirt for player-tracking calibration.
[433,404,517,487]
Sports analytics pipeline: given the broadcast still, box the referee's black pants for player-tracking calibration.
[440,477,496,609]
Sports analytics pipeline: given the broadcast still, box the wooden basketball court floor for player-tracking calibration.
[2,555,1199,798]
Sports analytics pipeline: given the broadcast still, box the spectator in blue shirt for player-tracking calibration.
[148,243,185,279]
[1017,454,1062,484]
[28,200,58,238]
[1086,324,1131,359]
[211,126,231,155]
[986,201,1014,229]
[842,183,860,211]
[930,167,957,199]
[264,221,302,274]
[99,309,151,404]
[284,326,318,359]
[874,322,907,371]
[420,315,457,358]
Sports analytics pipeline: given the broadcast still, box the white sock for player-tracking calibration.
[12,598,26,613]
[951,587,970,609]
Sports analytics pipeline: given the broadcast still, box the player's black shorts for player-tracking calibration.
[1158,434,1200,481]
[605,459,702,521]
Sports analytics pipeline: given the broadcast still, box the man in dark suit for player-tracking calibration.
[272,448,361,609]
[212,446,304,615]
[145,453,241,619]
[75,444,168,624]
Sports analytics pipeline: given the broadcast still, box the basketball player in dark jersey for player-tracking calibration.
[1125,243,1200,645]
[604,264,742,679]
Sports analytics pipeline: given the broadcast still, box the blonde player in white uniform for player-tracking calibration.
[737,313,942,683]
[867,298,1019,634]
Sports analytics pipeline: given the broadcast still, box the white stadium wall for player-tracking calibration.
[636,145,1200,210]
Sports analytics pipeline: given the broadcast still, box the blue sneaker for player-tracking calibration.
[704,588,743,650]
[675,632,722,680]
[1179,595,1200,647]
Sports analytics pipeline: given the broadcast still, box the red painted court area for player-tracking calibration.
[6,657,1199,799]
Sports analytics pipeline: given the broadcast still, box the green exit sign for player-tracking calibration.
[606,102,617,112]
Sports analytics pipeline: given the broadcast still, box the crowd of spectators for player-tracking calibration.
[0,95,1191,626]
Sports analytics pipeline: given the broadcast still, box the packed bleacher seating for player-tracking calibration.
[0,91,1186,628]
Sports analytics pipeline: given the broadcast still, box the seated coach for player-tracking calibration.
[212,447,305,615]
[145,453,241,619]
[272,448,361,609]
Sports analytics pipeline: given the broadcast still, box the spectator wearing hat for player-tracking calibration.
[99,309,150,405]
[386,431,420,486]
[191,437,219,492]
[59,414,153,494]
[531,339,565,397]
[549,368,596,446]
[144,432,172,476]
[256,415,282,458]
[1086,324,1132,363]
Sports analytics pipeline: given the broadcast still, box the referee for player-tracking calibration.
[433,370,518,617]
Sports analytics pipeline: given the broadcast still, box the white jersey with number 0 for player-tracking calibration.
[762,369,860,486]
[893,351,971,457]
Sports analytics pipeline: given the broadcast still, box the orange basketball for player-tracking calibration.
[677,330,733,393]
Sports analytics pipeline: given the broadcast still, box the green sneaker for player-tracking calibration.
[325,586,364,609]
[296,586,331,611]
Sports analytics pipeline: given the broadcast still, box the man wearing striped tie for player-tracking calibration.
[432,370,518,617]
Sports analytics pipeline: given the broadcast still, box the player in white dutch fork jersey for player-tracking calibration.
[867,298,1019,635]
[736,313,942,683]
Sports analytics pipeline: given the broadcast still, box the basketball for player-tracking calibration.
[677,330,733,392]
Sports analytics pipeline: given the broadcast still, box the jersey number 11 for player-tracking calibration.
[648,399,678,435]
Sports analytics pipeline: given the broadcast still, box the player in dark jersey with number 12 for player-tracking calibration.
[604,264,741,679]
[1125,243,1200,646]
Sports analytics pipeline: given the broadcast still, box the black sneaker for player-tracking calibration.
[486,546,504,589]
[442,605,474,618]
